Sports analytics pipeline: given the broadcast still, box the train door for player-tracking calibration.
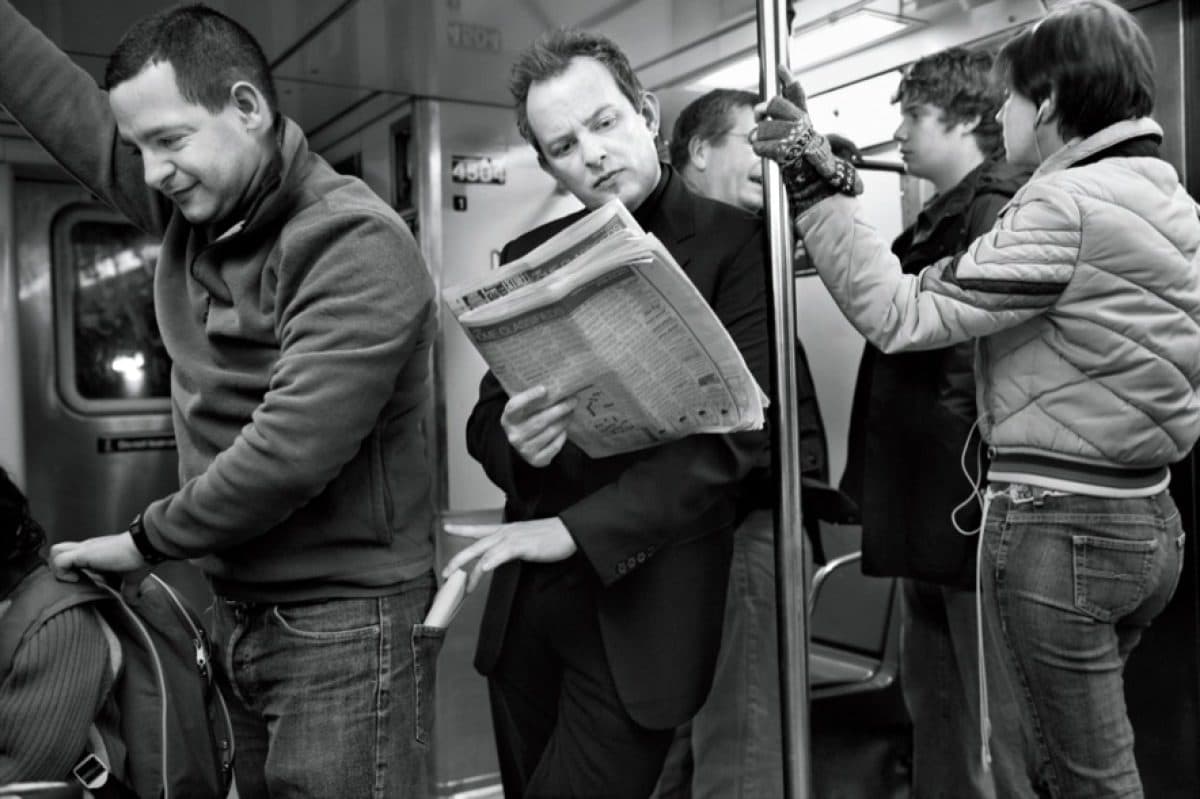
[9,167,208,602]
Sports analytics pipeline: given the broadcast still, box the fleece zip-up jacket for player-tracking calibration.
[0,2,436,601]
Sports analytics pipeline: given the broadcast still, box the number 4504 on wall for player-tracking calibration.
[452,155,506,185]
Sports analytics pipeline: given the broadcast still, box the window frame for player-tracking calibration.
[52,202,171,415]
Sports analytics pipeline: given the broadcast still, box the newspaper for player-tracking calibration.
[443,199,767,458]
[423,569,468,628]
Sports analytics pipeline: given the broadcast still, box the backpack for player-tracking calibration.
[0,566,235,799]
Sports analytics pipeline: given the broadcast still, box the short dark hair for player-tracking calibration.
[1,469,44,564]
[669,89,759,171]
[105,4,278,117]
[510,27,644,155]
[893,47,1004,159]
[995,0,1154,140]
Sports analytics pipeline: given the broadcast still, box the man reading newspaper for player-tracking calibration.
[441,28,771,798]
[443,198,765,459]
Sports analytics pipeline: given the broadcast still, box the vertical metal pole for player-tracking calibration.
[0,163,23,486]
[756,2,812,798]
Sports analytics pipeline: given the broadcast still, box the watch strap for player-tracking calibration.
[128,513,168,565]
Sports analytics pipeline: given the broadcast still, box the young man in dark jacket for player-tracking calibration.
[838,48,1030,798]
[0,3,437,795]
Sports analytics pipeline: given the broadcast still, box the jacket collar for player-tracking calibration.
[211,116,309,242]
[514,164,699,270]
[916,159,993,231]
[1032,117,1163,179]
[638,164,696,267]
[243,117,310,232]
[894,158,1028,259]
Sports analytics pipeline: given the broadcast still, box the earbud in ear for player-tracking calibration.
[1033,102,1049,127]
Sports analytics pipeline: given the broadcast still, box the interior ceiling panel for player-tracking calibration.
[274,80,378,135]
[4,1,1040,139]
[9,0,390,137]
[5,0,775,134]
[11,0,349,62]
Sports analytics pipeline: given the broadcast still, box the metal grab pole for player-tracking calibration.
[755,2,812,798]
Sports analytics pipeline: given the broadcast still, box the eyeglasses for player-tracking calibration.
[718,130,756,143]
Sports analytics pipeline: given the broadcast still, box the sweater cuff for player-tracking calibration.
[140,500,194,560]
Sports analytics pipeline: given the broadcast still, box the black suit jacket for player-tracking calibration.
[466,167,770,729]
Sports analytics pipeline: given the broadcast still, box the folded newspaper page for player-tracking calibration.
[423,569,468,628]
[443,199,767,458]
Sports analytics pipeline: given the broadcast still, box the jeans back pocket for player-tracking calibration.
[410,623,446,745]
[1072,534,1157,622]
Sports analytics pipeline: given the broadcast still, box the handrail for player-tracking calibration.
[756,2,812,798]
[858,158,906,174]
[808,550,864,612]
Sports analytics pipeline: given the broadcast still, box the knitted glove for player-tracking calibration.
[751,67,862,213]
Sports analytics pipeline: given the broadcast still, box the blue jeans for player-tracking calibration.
[692,509,784,799]
[980,487,1184,798]
[208,574,438,799]
[901,578,1022,799]
[654,510,785,799]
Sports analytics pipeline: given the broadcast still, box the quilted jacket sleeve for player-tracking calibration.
[797,182,1081,353]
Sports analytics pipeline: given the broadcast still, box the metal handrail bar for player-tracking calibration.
[807,550,864,613]
[757,2,812,797]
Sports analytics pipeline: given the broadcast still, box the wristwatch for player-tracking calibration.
[128,513,169,565]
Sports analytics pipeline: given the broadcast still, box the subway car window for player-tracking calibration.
[55,209,170,407]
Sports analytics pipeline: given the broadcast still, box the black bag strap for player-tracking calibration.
[67,573,142,799]
[72,750,139,799]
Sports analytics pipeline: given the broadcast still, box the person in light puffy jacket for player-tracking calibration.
[751,1,1200,795]
[836,47,1031,799]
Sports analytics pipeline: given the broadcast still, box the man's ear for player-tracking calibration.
[531,135,551,172]
[687,136,710,171]
[957,114,981,136]
[230,81,271,133]
[639,91,661,137]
